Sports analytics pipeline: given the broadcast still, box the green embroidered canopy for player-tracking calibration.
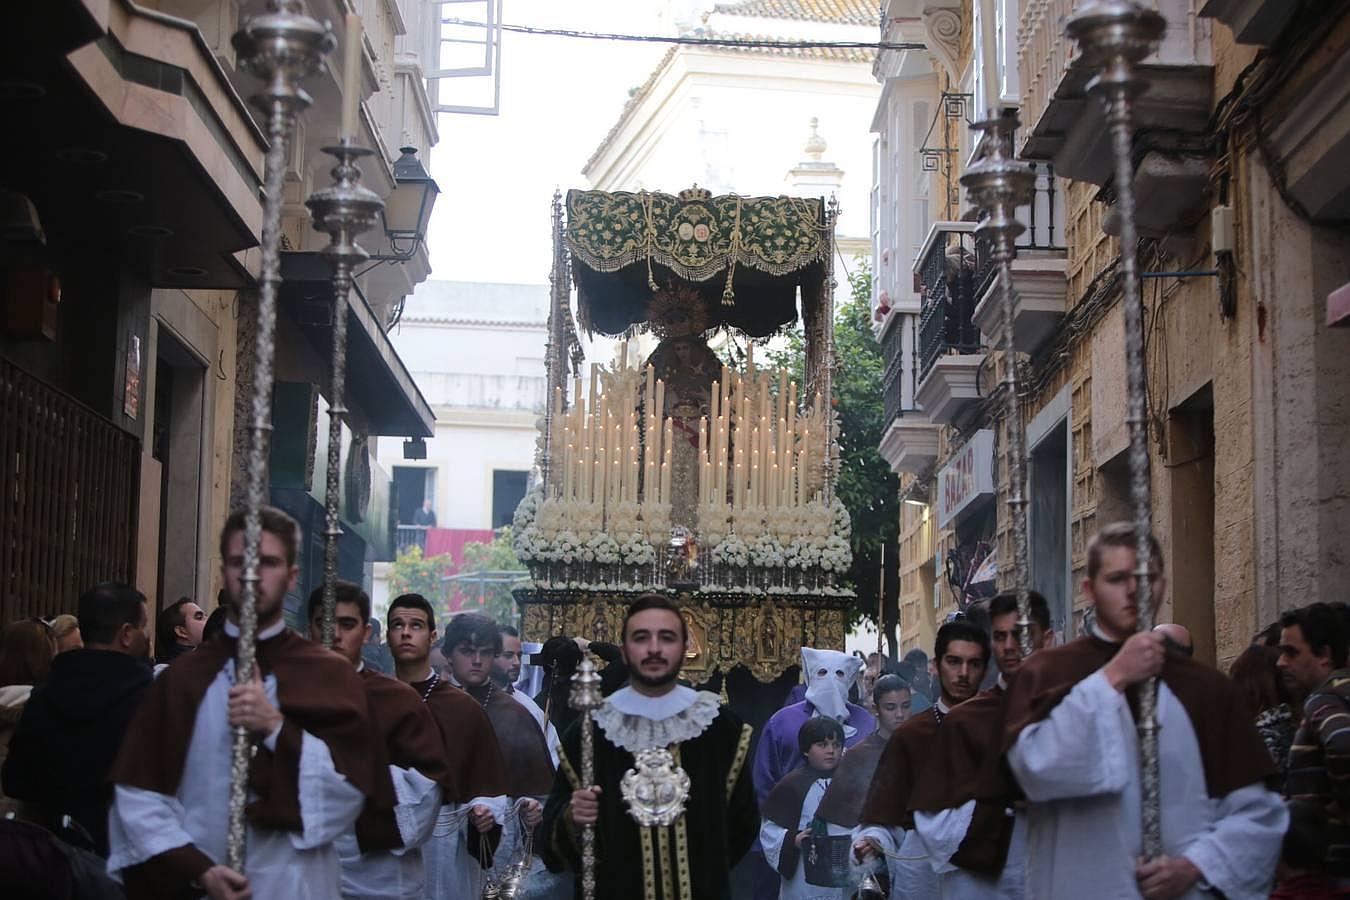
[564,188,832,339]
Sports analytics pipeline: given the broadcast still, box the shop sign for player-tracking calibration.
[937,429,995,528]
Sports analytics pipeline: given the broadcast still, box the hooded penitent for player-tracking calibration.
[801,648,863,738]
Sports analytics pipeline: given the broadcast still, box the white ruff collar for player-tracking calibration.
[594,685,720,753]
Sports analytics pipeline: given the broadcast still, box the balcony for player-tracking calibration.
[972,162,1070,353]
[913,223,988,425]
[1017,0,1213,231]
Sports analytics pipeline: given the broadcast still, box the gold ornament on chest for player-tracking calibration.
[620,747,691,827]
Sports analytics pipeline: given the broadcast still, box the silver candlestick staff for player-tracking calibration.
[960,112,1036,659]
[1065,0,1167,859]
[227,0,333,871]
[306,143,384,646]
[569,654,604,900]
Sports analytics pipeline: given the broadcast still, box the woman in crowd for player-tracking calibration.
[0,619,55,815]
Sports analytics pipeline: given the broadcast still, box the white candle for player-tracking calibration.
[340,13,363,142]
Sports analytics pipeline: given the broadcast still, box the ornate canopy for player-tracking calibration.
[564,188,832,339]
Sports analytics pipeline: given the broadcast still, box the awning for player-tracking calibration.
[280,252,435,438]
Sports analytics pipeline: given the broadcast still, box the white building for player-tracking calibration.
[585,0,881,253]
[372,280,547,606]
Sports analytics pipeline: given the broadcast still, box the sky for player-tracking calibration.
[423,0,670,286]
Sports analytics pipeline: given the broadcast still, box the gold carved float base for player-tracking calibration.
[516,588,850,684]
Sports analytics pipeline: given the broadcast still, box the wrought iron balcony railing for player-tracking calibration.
[918,224,982,381]
[881,314,910,425]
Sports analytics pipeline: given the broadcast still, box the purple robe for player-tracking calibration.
[752,700,876,804]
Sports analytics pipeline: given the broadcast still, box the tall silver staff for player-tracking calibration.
[307,144,384,646]
[227,0,333,870]
[569,653,603,899]
[961,112,1036,658]
[1065,0,1166,858]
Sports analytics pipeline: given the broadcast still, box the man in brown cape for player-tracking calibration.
[107,507,374,900]
[907,590,1051,898]
[385,593,508,898]
[305,582,451,899]
[441,613,555,892]
[1002,523,1287,900]
[853,619,989,898]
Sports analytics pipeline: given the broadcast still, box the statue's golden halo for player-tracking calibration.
[647,283,708,341]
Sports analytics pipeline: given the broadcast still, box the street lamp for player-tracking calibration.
[371,146,438,261]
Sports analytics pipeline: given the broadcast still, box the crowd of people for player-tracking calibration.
[0,509,1346,900]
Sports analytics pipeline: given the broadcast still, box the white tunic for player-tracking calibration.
[1008,669,1288,900]
[107,625,365,898]
[334,762,441,899]
[423,795,508,899]
[913,801,1027,899]
[761,778,846,900]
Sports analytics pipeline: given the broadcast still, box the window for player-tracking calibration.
[491,470,529,529]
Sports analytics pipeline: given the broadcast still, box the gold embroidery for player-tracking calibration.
[641,822,658,900]
[675,809,693,900]
[726,723,753,800]
[658,824,675,900]
[558,748,582,791]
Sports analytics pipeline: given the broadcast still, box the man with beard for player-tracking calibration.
[493,625,559,765]
[1003,524,1286,899]
[305,583,449,898]
[541,594,758,898]
[3,582,153,857]
[853,619,989,899]
[908,590,1051,898]
[386,595,507,899]
[108,507,373,899]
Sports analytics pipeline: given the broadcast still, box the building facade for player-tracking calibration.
[371,280,548,610]
[1,0,441,629]
[586,0,882,254]
[873,0,1350,666]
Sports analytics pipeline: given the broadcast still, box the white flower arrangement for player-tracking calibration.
[750,534,785,569]
[819,534,853,573]
[711,533,750,568]
[514,526,546,562]
[830,497,852,540]
[551,530,583,565]
[619,532,655,566]
[512,487,542,533]
[586,532,621,565]
[785,537,821,570]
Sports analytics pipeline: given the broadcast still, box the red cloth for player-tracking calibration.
[1271,873,1350,899]
[423,528,495,613]
[424,528,493,563]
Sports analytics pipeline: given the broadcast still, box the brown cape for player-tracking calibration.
[463,682,555,797]
[111,629,375,895]
[411,675,509,802]
[354,668,453,853]
[907,686,1016,876]
[1002,635,1277,798]
[816,731,887,829]
[411,674,509,867]
[761,763,834,878]
[857,706,942,829]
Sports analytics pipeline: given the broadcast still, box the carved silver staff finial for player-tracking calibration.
[569,653,604,900]
[1065,0,1167,860]
[227,0,333,872]
[306,144,384,647]
[961,111,1037,659]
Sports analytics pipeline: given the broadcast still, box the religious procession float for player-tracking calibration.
[512,186,853,686]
